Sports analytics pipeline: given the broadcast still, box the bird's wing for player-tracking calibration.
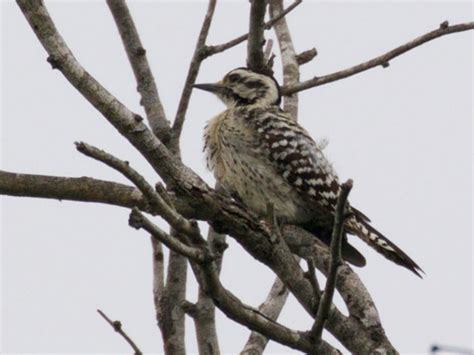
[251,107,341,211]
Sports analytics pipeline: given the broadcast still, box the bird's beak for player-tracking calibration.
[193,83,225,94]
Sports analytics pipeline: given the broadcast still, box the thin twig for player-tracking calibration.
[106,0,170,142]
[306,258,321,297]
[170,0,217,152]
[97,309,143,355]
[206,0,302,57]
[247,0,268,72]
[283,21,474,95]
[310,179,353,343]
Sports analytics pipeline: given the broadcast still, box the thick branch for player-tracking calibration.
[170,0,217,151]
[311,180,352,342]
[106,0,170,142]
[0,170,149,211]
[0,170,391,353]
[247,0,268,72]
[283,21,474,95]
[97,309,143,355]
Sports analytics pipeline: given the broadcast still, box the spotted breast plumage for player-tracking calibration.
[195,67,422,277]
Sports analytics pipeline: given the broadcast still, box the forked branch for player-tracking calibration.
[206,0,302,57]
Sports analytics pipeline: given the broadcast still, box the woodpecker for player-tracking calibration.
[195,67,422,277]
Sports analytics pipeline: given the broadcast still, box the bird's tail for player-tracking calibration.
[346,210,424,277]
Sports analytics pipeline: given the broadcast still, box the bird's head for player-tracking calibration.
[193,68,281,108]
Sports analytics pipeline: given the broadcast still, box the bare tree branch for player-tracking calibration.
[75,142,202,241]
[269,0,300,118]
[247,0,268,72]
[130,208,207,262]
[0,170,149,211]
[206,0,302,57]
[171,0,217,152]
[150,237,165,325]
[130,208,203,354]
[191,227,226,355]
[160,249,188,354]
[283,21,474,95]
[306,259,321,297]
[311,179,352,343]
[130,207,332,353]
[240,277,290,355]
[14,2,404,351]
[282,225,396,353]
[97,309,143,355]
[17,0,194,190]
[106,0,170,142]
[0,171,392,353]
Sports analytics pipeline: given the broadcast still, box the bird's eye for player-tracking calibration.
[228,73,241,82]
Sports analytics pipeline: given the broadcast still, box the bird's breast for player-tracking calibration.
[203,110,311,222]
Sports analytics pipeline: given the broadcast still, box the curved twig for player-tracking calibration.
[97,309,143,355]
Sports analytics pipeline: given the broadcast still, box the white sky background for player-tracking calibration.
[1,0,472,354]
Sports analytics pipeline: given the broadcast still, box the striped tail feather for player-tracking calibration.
[346,211,424,277]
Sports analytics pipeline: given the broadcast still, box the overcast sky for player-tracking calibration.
[1,1,472,354]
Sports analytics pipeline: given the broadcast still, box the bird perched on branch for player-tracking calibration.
[194,67,422,277]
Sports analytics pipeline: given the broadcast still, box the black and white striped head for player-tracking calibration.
[194,68,281,107]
